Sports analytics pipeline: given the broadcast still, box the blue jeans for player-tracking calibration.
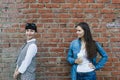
[77,71,96,80]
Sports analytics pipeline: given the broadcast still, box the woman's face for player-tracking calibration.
[76,26,84,38]
[26,29,35,40]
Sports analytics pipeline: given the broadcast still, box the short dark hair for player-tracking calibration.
[25,23,37,32]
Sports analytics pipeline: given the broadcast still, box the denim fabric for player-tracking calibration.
[21,71,35,80]
[67,39,108,80]
[77,71,96,80]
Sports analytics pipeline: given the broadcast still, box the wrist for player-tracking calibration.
[75,59,77,64]
[16,70,20,75]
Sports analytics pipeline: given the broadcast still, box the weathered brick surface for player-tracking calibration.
[0,0,120,80]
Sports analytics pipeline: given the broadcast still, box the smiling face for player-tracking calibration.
[25,29,35,40]
[76,26,85,39]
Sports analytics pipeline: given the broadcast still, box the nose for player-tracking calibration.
[76,31,79,34]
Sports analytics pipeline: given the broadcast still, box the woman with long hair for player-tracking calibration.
[67,22,108,80]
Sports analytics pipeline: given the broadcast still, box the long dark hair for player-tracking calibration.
[75,22,97,59]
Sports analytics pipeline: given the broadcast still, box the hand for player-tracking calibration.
[13,70,20,79]
[89,63,95,69]
[75,58,83,64]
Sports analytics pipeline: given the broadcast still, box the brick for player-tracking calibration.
[59,43,69,47]
[111,72,120,76]
[3,28,17,33]
[38,9,52,13]
[40,19,54,23]
[85,9,98,13]
[56,14,71,18]
[61,3,74,8]
[41,14,55,18]
[64,38,76,42]
[101,9,114,13]
[41,43,57,47]
[51,0,65,3]
[22,9,37,14]
[71,18,85,23]
[97,71,111,76]
[17,3,29,9]
[104,77,117,80]
[108,58,119,62]
[80,0,94,3]
[48,39,62,43]
[105,62,113,66]
[42,34,56,38]
[103,14,115,18]
[108,4,120,9]
[55,19,69,23]
[93,28,106,32]
[38,0,50,3]
[104,48,111,52]
[102,18,113,22]
[49,29,63,33]
[23,0,36,3]
[46,4,60,8]
[72,13,85,18]
[50,48,64,52]
[1,0,15,3]
[110,38,120,42]
[95,37,108,42]
[97,0,110,3]
[30,4,44,8]
[16,0,22,3]
[91,3,104,8]
[97,77,104,80]
[66,0,79,3]
[26,14,40,18]
[70,9,83,13]
[75,4,89,8]
[112,0,120,3]
[102,67,114,71]
[112,48,120,52]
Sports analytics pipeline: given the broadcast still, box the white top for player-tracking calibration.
[18,39,37,73]
[77,42,95,72]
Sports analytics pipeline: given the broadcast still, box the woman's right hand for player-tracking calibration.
[75,58,83,64]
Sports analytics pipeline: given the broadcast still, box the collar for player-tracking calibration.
[27,38,36,43]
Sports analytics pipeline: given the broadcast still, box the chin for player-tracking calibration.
[78,36,81,38]
[27,37,32,40]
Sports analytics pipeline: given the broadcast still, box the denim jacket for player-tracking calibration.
[67,39,108,80]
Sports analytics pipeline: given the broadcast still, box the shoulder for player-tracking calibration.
[29,43,37,49]
[71,38,80,44]
[69,39,80,48]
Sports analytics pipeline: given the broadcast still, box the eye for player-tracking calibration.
[77,30,81,32]
[31,30,35,32]
[26,29,29,32]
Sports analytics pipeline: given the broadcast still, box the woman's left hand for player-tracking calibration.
[13,70,20,79]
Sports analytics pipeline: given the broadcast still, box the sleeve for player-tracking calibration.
[95,42,108,70]
[67,42,76,65]
[18,44,37,73]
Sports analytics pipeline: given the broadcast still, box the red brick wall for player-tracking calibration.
[0,0,120,80]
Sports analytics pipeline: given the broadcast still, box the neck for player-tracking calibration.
[81,37,85,42]
[27,37,34,41]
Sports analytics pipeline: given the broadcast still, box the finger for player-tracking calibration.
[13,74,15,79]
